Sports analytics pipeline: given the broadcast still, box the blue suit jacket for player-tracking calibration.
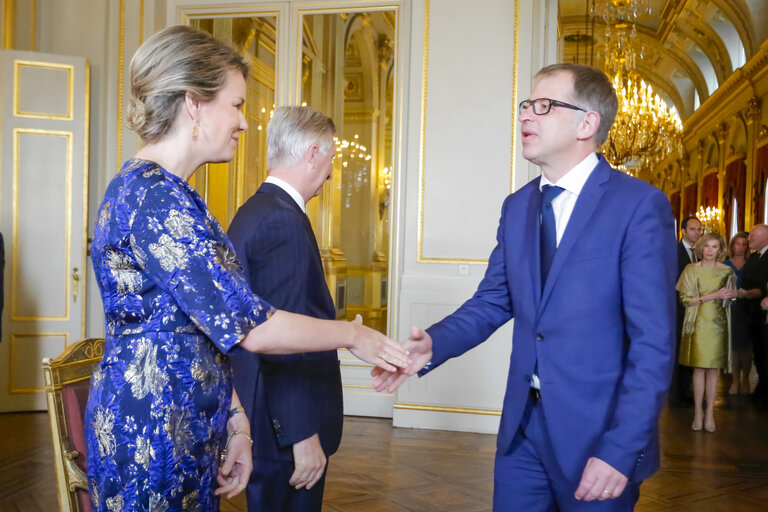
[424,157,676,481]
[227,182,343,462]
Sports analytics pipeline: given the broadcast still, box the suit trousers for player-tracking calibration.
[493,393,640,511]
[246,457,327,512]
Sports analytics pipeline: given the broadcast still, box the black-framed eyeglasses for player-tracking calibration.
[518,98,587,116]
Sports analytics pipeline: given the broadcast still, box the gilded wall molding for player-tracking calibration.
[708,0,756,58]
[2,0,13,49]
[14,60,74,120]
[685,44,768,137]
[417,0,519,264]
[676,13,730,84]
[394,402,501,416]
[116,0,125,173]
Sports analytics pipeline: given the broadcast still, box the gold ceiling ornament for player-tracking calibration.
[593,0,683,175]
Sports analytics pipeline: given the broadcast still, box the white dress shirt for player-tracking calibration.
[539,152,599,246]
[681,239,695,262]
[532,153,598,390]
[265,175,306,213]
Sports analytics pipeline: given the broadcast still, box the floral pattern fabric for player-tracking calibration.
[85,159,274,511]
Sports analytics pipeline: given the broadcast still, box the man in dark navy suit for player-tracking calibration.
[228,106,341,511]
[375,64,676,511]
[669,216,701,405]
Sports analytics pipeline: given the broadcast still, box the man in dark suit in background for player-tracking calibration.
[228,106,341,511]
[669,216,701,405]
[739,224,768,405]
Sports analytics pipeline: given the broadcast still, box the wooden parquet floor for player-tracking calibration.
[2,381,768,511]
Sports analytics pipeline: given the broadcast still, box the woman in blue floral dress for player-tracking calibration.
[85,26,408,512]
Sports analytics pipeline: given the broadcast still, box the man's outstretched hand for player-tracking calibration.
[371,326,433,393]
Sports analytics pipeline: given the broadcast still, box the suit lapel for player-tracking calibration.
[539,159,610,312]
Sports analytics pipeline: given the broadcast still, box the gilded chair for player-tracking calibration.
[43,337,104,512]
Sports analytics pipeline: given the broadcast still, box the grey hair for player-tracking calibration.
[266,106,336,170]
[127,25,248,143]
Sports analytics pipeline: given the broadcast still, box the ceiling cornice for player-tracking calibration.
[684,42,768,137]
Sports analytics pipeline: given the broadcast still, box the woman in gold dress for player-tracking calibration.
[676,233,736,432]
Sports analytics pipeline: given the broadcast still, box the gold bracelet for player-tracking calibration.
[224,430,253,452]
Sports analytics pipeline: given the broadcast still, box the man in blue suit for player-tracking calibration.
[375,64,676,510]
[228,106,341,511]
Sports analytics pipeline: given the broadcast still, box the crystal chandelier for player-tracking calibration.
[697,206,722,235]
[594,0,683,174]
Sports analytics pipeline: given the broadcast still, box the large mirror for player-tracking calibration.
[185,9,397,338]
[301,10,396,333]
[188,16,277,227]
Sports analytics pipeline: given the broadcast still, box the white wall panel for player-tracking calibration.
[394,0,558,433]
[419,0,515,262]
[14,131,70,319]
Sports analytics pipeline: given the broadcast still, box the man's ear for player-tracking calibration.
[304,144,320,165]
[184,92,201,121]
[577,110,601,141]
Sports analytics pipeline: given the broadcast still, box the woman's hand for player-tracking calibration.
[215,432,253,499]
[712,286,737,301]
[348,315,410,371]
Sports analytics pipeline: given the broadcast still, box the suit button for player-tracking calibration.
[536,333,544,341]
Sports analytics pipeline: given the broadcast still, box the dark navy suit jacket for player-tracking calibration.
[676,241,694,335]
[227,182,343,462]
[423,157,677,481]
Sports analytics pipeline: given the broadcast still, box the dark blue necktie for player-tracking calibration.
[540,185,564,287]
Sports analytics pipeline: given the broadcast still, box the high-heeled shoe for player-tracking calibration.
[692,417,703,431]
[704,418,715,433]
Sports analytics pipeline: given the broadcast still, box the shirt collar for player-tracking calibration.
[682,239,694,251]
[761,245,768,257]
[265,175,306,213]
[539,152,599,195]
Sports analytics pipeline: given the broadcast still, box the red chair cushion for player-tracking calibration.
[61,379,90,473]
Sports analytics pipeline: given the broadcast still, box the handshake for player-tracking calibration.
[370,326,434,393]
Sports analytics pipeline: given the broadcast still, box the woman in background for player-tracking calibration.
[724,232,752,394]
[677,233,735,433]
[85,25,408,512]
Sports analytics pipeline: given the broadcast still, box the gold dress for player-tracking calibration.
[676,264,734,369]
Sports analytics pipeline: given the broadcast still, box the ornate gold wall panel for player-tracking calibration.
[14,60,73,120]
[417,0,519,263]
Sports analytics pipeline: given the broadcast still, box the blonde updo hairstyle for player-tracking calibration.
[127,25,248,143]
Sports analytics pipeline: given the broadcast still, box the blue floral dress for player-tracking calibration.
[84,159,274,511]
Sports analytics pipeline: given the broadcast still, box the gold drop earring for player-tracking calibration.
[192,118,200,138]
